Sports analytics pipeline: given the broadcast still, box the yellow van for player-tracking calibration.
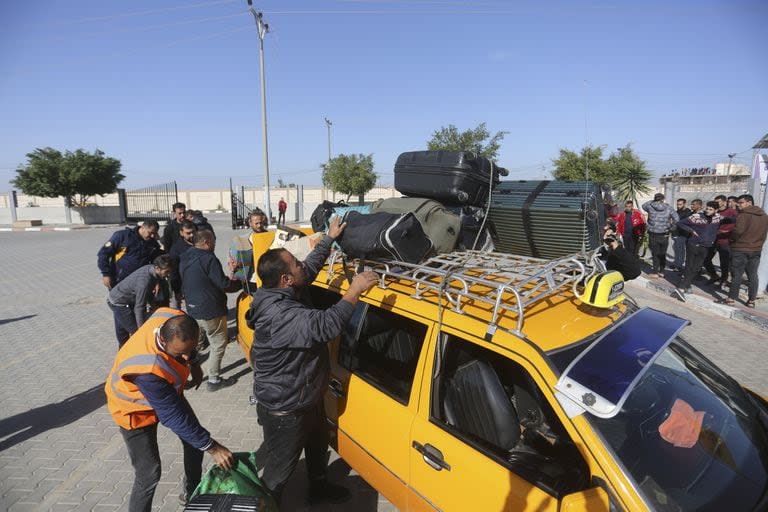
[236,248,768,512]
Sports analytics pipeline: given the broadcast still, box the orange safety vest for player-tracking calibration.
[105,307,191,430]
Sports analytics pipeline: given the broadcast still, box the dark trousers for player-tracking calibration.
[716,245,732,282]
[648,232,669,273]
[680,244,710,290]
[729,251,762,301]
[120,423,203,512]
[109,301,138,348]
[278,211,286,225]
[623,233,641,258]
[256,401,329,505]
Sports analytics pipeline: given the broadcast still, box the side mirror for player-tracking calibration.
[560,486,610,512]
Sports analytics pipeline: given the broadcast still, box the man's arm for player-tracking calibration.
[270,272,378,348]
[730,214,749,243]
[97,231,123,288]
[205,256,241,292]
[676,216,694,235]
[132,276,154,326]
[132,374,234,469]
[641,201,652,213]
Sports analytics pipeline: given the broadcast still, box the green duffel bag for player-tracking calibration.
[188,452,278,511]
[370,197,461,254]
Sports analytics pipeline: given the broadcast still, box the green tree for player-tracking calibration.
[427,122,508,160]
[552,144,653,204]
[551,145,615,183]
[607,144,653,204]
[12,147,124,207]
[321,153,377,202]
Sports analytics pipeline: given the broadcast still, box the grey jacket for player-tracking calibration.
[108,264,160,327]
[246,236,355,412]
[642,200,679,234]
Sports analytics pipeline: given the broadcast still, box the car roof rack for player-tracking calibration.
[325,250,600,339]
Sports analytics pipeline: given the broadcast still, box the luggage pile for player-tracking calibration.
[488,180,605,259]
[309,150,508,264]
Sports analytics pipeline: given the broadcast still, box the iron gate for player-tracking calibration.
[123,181,178,224]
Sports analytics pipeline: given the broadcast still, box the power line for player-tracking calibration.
[18,0,240,28]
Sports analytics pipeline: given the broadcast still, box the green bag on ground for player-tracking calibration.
[191,451,278,511]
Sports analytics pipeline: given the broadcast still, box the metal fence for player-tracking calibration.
[123,181,178,224]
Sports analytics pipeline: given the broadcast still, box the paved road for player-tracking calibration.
[0,214,766,511]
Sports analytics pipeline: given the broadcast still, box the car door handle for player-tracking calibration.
[328,378,345,398]
[412,441,451,471]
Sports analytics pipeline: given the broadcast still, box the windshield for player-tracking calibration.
[587,339,768,511]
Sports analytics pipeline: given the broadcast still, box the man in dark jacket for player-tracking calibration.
[671,198,692,271]
[179,230,241,390]
[642,193,679,277]
[726,195,768,307]
[160,202,186,251]
[703,195,738,286]
[168,220,197,308]
[245,216,377,506]
[598,231,641,281]
[98,221,162,289]
[675,202,728,297]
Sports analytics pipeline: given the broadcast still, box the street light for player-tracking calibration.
[324,117,332,163]
[246,0,271,221]
[727,153,736,175]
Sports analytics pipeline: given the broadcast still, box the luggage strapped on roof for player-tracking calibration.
[325,249,606,339]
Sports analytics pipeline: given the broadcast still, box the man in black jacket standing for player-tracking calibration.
[179,230,241,391]
[245,216,377,507]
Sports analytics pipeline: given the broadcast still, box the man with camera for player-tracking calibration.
[598,230,641,281]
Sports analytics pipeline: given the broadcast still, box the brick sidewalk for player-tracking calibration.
[1,218,766,510]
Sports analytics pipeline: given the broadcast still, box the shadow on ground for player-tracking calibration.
[0,384,105,451]
[0,314,37,326]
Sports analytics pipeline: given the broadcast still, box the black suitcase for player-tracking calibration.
[310,200,347,233]
[338,211,433,264]
[488,181,605,259]
[394,150,508,207]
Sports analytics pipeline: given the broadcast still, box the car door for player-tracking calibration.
[408,330,596,511]
[323,297,434,510]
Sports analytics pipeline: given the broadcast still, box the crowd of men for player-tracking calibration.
[604,192,768,307]
[98,202,371,511]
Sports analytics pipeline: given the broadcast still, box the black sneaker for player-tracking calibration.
[308,481,351,505]
[207,376,236,392]
[673,288,686,302]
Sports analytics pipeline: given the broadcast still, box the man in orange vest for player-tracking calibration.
[105,308,234,510]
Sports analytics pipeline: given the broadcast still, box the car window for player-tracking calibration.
[587,339,768,511]
[430,334,590,498]
[338,302,427,405]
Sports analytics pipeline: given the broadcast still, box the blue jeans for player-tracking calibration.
[729,251,762,301]
[109,301,138,348]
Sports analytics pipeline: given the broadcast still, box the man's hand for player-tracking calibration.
[187,364,203,390]
[348,271,379,297]
[102,276,113,289]
[207,441,235,470]
[327,216,346,240]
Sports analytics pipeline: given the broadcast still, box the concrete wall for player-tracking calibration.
[0,205,123,225]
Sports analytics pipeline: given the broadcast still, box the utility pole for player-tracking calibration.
[727,152,736,175]
[324,117,333,163]
[246,0,271,221]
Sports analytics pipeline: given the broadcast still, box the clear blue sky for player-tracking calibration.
[1,0,766,191]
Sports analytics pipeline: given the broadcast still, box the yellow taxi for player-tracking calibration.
[236,248,768,512]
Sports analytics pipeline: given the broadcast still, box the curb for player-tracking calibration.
[626,276,768,333]
[0,224,120,232]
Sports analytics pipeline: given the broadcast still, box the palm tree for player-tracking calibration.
[608,145,652,205]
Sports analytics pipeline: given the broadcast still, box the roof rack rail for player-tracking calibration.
[325,250,601,338]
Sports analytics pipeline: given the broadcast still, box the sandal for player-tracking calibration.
[715,298,735,305]
[746,300,756,309]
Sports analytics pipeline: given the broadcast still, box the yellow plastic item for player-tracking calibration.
[579,271,625,308]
